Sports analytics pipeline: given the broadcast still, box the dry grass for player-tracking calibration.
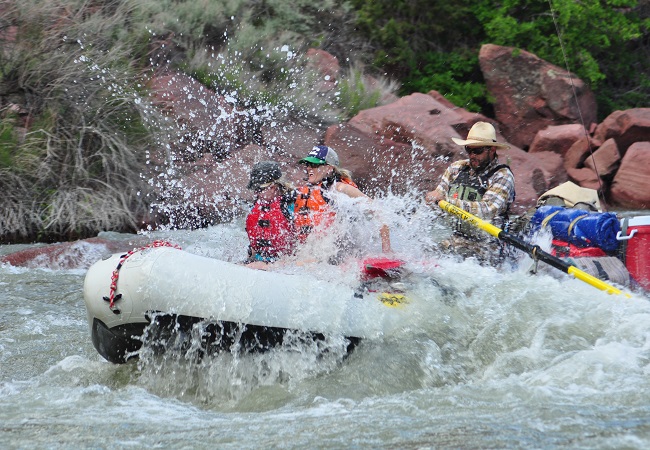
[0,0,398,241]
[0,0,154,241]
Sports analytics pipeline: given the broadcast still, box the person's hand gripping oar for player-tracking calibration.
[437,200,632,298]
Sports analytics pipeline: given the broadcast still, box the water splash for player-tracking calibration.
[134,318,355,410]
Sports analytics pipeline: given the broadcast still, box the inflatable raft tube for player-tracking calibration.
[83,246,410,363]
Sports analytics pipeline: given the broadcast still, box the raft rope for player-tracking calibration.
[546,0,606,200]
[103,240,181,310]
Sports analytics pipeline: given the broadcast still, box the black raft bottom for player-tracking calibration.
[91,313,361,364]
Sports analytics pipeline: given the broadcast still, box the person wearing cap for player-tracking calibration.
[245,161,297,264]
[297,145,392,258]
[424,122,515,262]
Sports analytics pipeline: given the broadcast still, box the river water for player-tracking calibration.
[2,203,650,449]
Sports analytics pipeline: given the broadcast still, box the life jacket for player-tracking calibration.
[294,178,358,242]
[246,197,295,261]
[448,162,514,237]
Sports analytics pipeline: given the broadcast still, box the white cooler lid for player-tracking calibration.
[623,215,650,227]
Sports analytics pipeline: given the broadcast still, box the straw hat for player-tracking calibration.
[451,122,510,148]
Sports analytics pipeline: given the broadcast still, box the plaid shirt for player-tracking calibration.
[433,158,515,222]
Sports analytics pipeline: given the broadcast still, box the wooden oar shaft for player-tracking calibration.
[438,200,630,297]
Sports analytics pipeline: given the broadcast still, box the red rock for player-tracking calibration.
[563,137,602,170]
[324,122,426,196]
[348,92,466,138]
[1,237,150,270]
[325,93,559,213]
[426,90,492,126]
[583,138,620,178]
[306,48,340,82]
[479,44,597,150]
[260,119,323,161]
[147,72,246,158]
[529,151,568,191]
[164,143,308,227]
[505,149,567,213]
[593,108,650,154]
[566,167,602,192]
[609,142,650,208]
[326,93,469,196]
[528,124,587,155]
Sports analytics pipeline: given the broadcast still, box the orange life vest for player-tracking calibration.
[294,178,358,242]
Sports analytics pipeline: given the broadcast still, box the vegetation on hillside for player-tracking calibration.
[0,0,154,242]
[0,0,392,241]
[352,0,650,117]
[0,0,647,241]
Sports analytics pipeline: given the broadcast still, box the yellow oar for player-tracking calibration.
[438,200,631,298]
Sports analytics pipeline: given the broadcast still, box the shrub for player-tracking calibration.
[351,0,650,119]
[0,0,155,241]
[403,51,487,113]
[476,0,650,117]
[336,63,399,118]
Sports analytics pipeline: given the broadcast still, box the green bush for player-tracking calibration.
[336,63,399,118]
[476,0,650,116]
[403,51,487,113]
[351,0,650,119]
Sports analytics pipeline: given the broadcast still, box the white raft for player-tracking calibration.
[83,246,410,363]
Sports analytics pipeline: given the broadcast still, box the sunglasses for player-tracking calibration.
[465,146,489,155]
[304,162,325,169]
[254,183,275,193]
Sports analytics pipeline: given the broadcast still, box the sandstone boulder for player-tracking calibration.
[563,137,602,170]
[528,124,587,155]
[593,108,650,154]
[305,48,340,92]
[324,92,560,213]
[479,44,597,150]
[583,138,621,179]
[426,90,493,128]
[324,92,467,196]
[609,142,650,209]
[566,166,602,192]
[156,143,309,229]
[0,237,149,269]
[148,73,251,160]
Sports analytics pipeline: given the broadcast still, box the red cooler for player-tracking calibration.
[618,216,650,290]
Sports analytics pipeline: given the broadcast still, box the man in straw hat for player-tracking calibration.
[425,121,515,263]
